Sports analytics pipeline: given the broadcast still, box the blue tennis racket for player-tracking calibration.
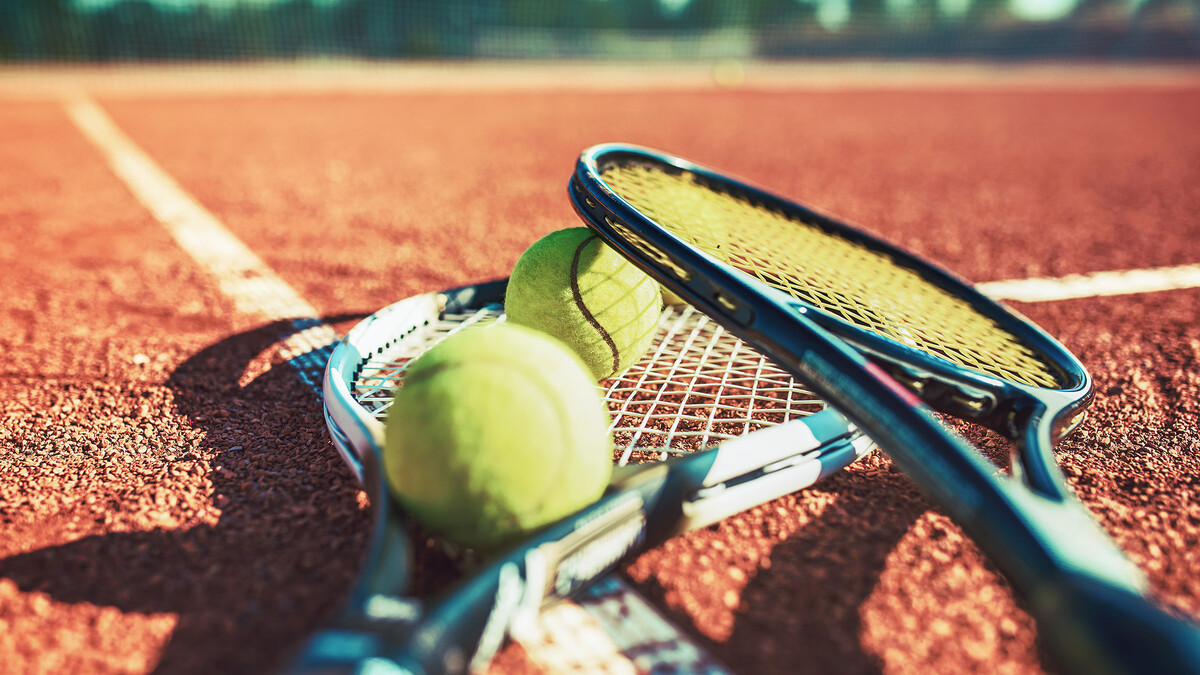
[570,143,1200,675]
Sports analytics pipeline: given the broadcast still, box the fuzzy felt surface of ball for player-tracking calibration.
[506,228,662,380]
[383,323,613,551]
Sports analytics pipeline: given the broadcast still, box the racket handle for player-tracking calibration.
[1036,574,1200,675]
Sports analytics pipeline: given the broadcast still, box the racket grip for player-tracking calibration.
[1036,574,1200,675]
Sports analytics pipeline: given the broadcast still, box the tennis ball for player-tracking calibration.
[506,228,662,380]
[383,323,613,551]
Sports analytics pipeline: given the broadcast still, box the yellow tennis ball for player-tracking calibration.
[506,228,662,380]
[383,323,613,551]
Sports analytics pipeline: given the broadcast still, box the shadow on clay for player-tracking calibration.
[0,316,374,674]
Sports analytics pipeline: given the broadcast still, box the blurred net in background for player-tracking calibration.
[0,0,1197,63]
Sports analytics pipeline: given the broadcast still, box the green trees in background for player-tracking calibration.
[0,0,1196,61]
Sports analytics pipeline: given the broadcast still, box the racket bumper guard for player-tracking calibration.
[570,174,756,329]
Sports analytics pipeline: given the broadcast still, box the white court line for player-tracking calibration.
[64,94,722,675]
[64,95,340,370]
[66,92,1200,311]
[65,97,320,321]
[978,264,1200,303]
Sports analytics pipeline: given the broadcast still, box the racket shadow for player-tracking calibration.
[735,428,1040,674]
[618,465,920,675]
[624,427,1033,675]
[0,316,374,674]
[725,469,918,675]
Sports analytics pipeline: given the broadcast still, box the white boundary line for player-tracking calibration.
[65,96,319,320]
[5,60,1198,101]
[62,89,1200,310]
[978,264,1200,302]
[64,93,724,675]
[64,95,341,371]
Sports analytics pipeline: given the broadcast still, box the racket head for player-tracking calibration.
[565,146,1200,675]
[325,278,857,476]
[570,143,1093,441]
[310,279,873,671]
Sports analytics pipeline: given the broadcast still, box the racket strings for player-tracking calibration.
[353,305,502,420]
[350,303,823,467]
[606,306,823,463]
[601,165,1061,390]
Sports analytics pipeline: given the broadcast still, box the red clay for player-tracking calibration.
[1,82,1198,674]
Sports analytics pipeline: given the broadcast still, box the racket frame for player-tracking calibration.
[569,143,1200,675]
[297,280,874,674]
[571,144,1092,438]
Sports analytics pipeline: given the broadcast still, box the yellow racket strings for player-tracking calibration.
[601,166,1060,390]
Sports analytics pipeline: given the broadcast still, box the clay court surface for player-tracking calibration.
[1,61,1199,674]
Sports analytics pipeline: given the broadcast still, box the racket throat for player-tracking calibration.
[1007,401,1074,501]
[1001,484,1149,595]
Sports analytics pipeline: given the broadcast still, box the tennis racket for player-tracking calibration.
[291,279,875,674]
[570,143,1200,675]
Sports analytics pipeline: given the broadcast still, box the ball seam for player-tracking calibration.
[570,234,621,377]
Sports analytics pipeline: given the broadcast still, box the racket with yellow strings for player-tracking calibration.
[569,143,1200,675]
